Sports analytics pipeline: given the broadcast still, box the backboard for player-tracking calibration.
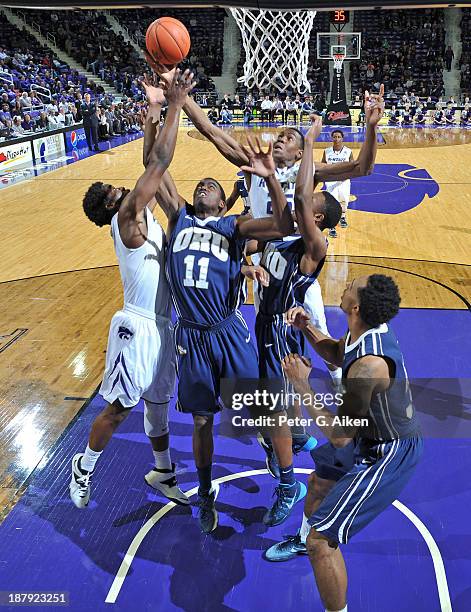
[316,32,361,60]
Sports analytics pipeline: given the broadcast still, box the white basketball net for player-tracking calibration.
[333,53,345,75]
[230,9,316,93]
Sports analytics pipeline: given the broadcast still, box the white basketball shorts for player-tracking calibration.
[325,180,351,206]
[303,279,329,336]
[99,305,176,408]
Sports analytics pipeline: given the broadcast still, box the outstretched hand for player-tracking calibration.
[144,51,177,88]
[306,114,323,144]
[240,137,276,178]
[165,69,196,106]
[364,84,385,127]
[140,72,165,105]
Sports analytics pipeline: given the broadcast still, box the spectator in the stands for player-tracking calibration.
[433,108,446,125]
[37,111,48,130]
[460,104,470,124]
[260,95,273,122]
[0,103,11,124]
[284,96,298,122]
[12,115,25,135]
[272,96,284,122]
[445,45,454,71]
[47,109,59,129]
[207,107,218,125]
[219,93,232,111]
[445,106,456,124]
[97,107,109,140]
[243,97,254,124]
[19,91,32,109]
[300,96,314,122]
[388,104,403,125]
[414,105,427,125]
[21,112,35,131]
[219,105,233,125]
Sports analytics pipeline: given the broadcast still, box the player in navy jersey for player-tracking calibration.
[151,130,299,532]
[265,275,422,612]
[247,117,342,526]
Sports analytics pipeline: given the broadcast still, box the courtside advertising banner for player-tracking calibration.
[64,127,88,151]
[0,141,33,170]
[32,133,66,161]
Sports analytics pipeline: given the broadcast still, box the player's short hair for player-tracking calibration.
[202,177,226,203]
[286,127,305,150]
[332,129,344,138]
[321,191,342,230]
[358,274,401,327]
[83,181,113,227]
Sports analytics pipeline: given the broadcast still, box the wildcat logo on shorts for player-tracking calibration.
[118,326,133,340]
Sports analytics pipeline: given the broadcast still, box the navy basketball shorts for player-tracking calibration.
[255,313,306,379]
[309,435,423,544]
[174,311,259,416]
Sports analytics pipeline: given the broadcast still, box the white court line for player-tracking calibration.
[393,500,452,612]
[105,468,451,610]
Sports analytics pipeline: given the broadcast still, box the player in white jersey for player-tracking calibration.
[321,130,354,238]
[69,70,195,510]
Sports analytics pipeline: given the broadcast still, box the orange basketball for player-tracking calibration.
[145,17,191,66]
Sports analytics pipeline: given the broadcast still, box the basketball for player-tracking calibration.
[145,17,191,66]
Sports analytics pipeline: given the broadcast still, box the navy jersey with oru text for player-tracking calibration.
[257,235,325,316]
[343,324,420,441]
[166,205,246,325]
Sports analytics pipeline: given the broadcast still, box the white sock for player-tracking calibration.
[81,445,102,472]
[329,367,342,380]
[153,449,172,471]
[326,607,347,612]
[299,513,311,544]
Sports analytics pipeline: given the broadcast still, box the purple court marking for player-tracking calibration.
[0,306,470,611]
[321,163,439,215]
[346,164,439,214]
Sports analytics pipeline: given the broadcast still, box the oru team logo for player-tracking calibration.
[65,128,87,151]
[325,163,439,215]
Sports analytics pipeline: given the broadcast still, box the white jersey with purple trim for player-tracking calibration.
[111,207,171,319]
[323,146,352,201]
[246,163,312,220]
[99,207,175,408]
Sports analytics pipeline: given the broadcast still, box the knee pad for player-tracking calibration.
[144,400,169,437]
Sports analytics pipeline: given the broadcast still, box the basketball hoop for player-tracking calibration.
[229,8,316,93]
[333,53,345,75]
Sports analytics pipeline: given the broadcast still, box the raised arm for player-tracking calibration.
[120,70,194,228]
[235,138,294,240]
[145,53,249,168]
[294,116,328,273]
[140,72,187,221]
[183,95,250,167]
[315,85,384,182]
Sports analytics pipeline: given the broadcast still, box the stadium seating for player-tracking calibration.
[350,9,446,102]
[459,8,471,96]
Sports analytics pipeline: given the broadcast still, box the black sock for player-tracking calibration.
[279,463,295,486]
[197,464,212,496]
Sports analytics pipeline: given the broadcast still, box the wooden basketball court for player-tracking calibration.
[1,124,470,520]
